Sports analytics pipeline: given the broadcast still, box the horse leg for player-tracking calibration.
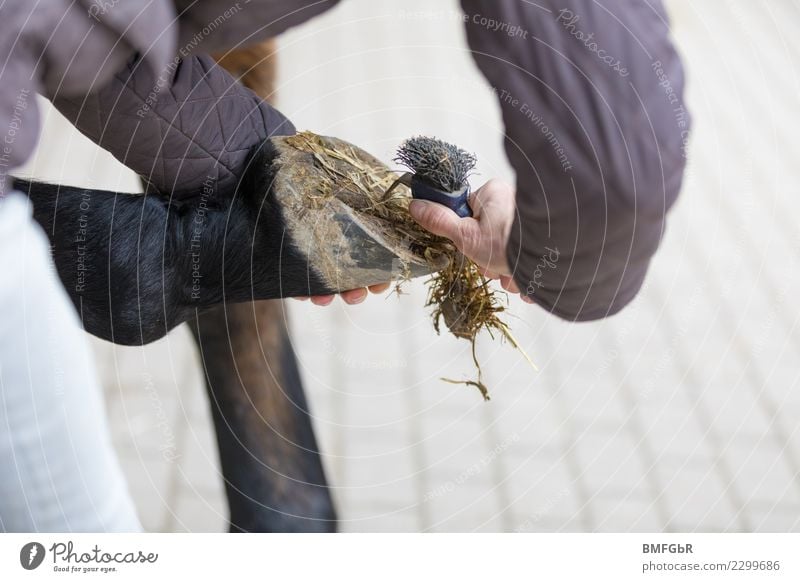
[213,40,278,100]
[181,40,335,532]
[188,300,336,532]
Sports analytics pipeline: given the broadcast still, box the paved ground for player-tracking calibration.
[19,0,800,532]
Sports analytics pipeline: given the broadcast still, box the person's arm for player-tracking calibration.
[53,53,387,307]
[446,0,690,320]
[52,53,293,199]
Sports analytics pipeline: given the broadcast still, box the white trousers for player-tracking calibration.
[0,193,140,532]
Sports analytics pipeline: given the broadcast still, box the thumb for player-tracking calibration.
[409,199,463,241]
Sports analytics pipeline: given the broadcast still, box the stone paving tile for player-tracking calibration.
[423,481,504,532]
[591,497,665,533]
[170,493,227,533]
[574,430,658,502]
[722,439,800,508]
[745,501,800,533]
[504,449,583,530]
[653,455,746,532]
[116,451,175,533]
[341,511,421,533]
[175,429,225,497]
[640,408,715,460]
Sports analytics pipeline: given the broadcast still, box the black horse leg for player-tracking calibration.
[188,300,337,532]
[192,41,334,533]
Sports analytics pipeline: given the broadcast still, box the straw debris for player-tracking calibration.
[283,131,534,400]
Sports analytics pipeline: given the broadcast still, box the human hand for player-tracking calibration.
[408,178,533,303]
[293,283,392,306]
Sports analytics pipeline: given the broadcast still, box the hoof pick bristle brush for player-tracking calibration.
[388,136,477,218]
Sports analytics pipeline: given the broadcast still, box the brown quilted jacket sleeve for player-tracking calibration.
[53,54,294,198]
[461,0,690,320]
[50,0,341,197]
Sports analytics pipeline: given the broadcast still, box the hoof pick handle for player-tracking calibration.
[410,174,472,218]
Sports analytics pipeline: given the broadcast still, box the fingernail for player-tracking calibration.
[351,290,368,304]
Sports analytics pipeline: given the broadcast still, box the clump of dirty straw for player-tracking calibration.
[396,136,535,400]
[285,132,535,400]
